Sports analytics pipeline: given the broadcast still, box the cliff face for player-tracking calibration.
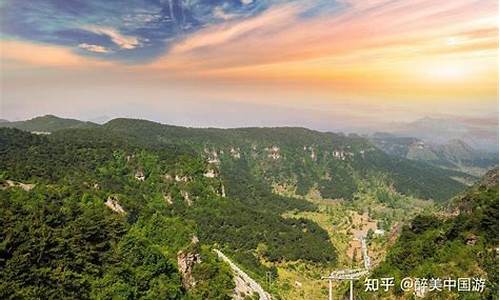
[452,167,498,212]
[177,250,201,289]
[479,167,499,188]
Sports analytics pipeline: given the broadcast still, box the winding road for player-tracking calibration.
[214,249,271,300]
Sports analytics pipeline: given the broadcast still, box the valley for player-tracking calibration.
[0,115,497,299]
[1,0,497,299]
[270,181,433,299]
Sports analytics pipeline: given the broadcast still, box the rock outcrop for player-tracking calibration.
[177,250,201,290]
[105,196,126,214]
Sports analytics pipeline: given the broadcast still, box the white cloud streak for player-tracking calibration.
[78,43,111,53]
[83,26,141,49]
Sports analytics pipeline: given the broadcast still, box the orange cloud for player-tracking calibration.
[0,40,111,67]
[150,0,497,99]
[2,0,496,101]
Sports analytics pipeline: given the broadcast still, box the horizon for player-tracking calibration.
[3,113,499,152]
[0,0,498,149]
[0,112,441,132]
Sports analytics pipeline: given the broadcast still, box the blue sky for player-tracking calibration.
[0,0,292,62]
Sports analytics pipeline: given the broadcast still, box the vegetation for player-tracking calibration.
[0,116,489,299]
[0,115,98,132]
[0,127,336,298]
[102,118,468,201]
[357,169,499,299]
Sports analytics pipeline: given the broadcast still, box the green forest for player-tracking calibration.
[357,169,499,299]
[0,116,497,299]
[0,127,335,299]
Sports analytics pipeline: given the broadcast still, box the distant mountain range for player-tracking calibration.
[383,116,498,152]
[371,132,498,176]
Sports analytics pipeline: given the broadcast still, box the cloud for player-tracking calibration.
[169,3,301,55]
[212,6,238,21]
[1,0,497,98]
[83,25,141,49]
[1,40,111,67]
[158,0,496,72]
[0,0,276,62]
[78,43,111,53]
[143,0,498,102]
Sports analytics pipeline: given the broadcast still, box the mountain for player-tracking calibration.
[385,117,499,152]
[362,168,498,299]
[0,115,471,201]
[101,118,470,201]
[0,127,334,299]
[0,116,490,299]
[0,115,98,133]
[371,133,498,176]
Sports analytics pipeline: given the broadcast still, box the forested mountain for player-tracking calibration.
[102,118,469,201]
[0,115,98,132]
[0,116,485,299]
[371,133,498,176]
[0,115,470,201]
[0,127,334,299]
[360,168,499,299]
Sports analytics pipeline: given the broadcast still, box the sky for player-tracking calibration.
[0,0,498,144]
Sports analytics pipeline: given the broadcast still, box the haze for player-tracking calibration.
[0,0,497,147]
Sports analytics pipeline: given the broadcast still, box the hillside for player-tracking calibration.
[0,116,491,299]
[0,127,335,299]
[102,118,469,201]
[360,168,499,299]
[1,115,469,201]
[0,115,98,133]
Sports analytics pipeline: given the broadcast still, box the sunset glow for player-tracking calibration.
[0,0,497,132]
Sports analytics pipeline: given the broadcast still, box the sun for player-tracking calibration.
[426,64,467,81]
